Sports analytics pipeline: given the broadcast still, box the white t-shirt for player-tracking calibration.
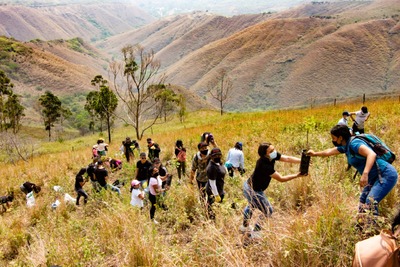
[130,188,144,207]
[149,176,162,195]
[337,118,348,126]
[97,143,108,152]
[226,148,244,168]
[355,111,369,128]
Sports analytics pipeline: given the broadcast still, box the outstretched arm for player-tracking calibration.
[271,171,306,182]
[279,155,301,164]
[307,147,340,157]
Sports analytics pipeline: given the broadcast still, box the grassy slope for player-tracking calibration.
[0,98,400,266]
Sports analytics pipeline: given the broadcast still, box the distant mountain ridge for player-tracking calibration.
[0,2,154,42]
[0,0,399,112]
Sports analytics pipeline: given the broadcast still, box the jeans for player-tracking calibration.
[101,184,121,195]
[243,180,273,230]
[359,164,398,215]
[76,188,88,205]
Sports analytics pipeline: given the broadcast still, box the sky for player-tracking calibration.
[4,0,310,17]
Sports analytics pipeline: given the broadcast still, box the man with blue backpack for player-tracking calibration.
[307,124,397,216]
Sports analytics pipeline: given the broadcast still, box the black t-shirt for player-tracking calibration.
[87,163,96,181]
[148,143,161,160]
[75,175,84,190]
[136,160,152,181]
[94,167,108,187]
[247,153,281,191]
[206,160,226,196]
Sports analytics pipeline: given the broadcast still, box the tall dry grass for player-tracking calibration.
[0,98,399,266]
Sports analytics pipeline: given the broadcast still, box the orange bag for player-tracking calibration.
[353,230,400,267]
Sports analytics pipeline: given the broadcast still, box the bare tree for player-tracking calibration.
[207,69,232,115]
[0,132,37,164]
[109,44,168,140]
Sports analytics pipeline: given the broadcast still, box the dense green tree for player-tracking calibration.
[177,94,187,123]
[39,91,62,141]
[0,70,14,131]
[90,75,118,143]
[4,93,25,133]
[154,86,180,122]
[84,91,99,134]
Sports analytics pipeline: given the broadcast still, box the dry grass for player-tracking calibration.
[0,98,399,266]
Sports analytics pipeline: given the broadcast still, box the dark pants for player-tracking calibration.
[76,189,88,205]
[149,193,157,219]
[176,161,186,180]
[227,166,245,177]
[352,123,365,134]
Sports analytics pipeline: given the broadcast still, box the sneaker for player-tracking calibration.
[153,219,159,224]
[239,225,253,233]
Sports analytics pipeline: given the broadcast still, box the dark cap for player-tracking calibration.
[139,152,146,158]
[97,160,103,165]
[146,138,152,142]
[342,111,350,116]
[153,157,161,164]
[210,147,222,157]
[197,142,208,150]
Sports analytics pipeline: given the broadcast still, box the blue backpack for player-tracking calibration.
[350,134,396,183]
[350,134,396,164]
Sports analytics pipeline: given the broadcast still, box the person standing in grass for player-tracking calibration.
[206,147,226,220]
[96,138,108,157]
[225,141,245,177]
[174,139,187,182]
[147,138,161,162]
[124,137,139,163]
[75,167,89,205]
[307,124,397,216]
[350,106,370,134]
[190,142,210,200]
[338,111,350,126]
[148,166,168,224]
[240,142,306,233]
[135,152,152,188]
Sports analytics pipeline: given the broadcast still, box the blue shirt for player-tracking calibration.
[337,138,389,182]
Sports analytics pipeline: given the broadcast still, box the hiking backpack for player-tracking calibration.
[350,134,396,164]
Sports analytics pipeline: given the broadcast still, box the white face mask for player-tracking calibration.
[269,150,277,160]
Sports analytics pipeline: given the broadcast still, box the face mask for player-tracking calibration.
[200,150,208,155]
[332,141,341,147]
[269,150,277,160]
[213,158,221,163]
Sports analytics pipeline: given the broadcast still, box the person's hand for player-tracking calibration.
[306,150,316,157]
[214,195,222,203]
[296,172,307,177]
[360,173,368,187]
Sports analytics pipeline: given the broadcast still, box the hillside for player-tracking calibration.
[96,12,272,68]
[0,98,399,266]
[1,0,400,113]
[162,0,400,110]
[0,2,154,42]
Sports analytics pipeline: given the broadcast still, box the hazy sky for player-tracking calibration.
[5,0,310,17]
